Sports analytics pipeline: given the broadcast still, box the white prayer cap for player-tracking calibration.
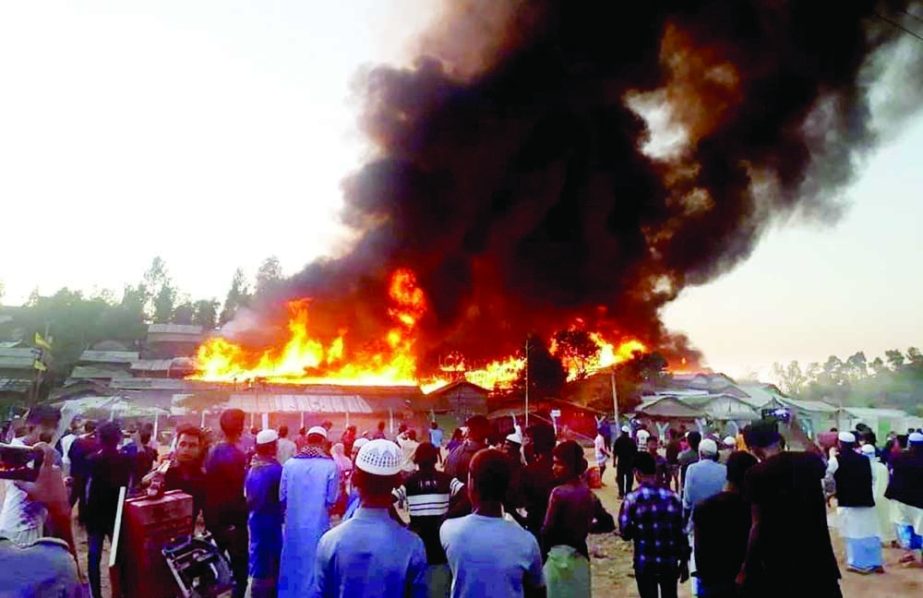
[838,431,857,444]
[506,431,523,445]
[636,429,650,439]
[723,436,736,447]
[353,437,369,451]
[909,432,923,444]
[699,438,719,456]
[256,429,278,445]
[621,425,630,433]
[860,444,876,455]
[355,439,403,476]
[307,425,328,439]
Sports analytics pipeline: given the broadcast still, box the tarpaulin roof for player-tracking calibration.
[226,393,374,414]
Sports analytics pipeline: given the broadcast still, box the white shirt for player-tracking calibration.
[0,438,47,546]
[276,438,298,464]
[594,434,608,465]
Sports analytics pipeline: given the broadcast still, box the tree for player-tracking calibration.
[172,301,195,325]
[152,285,176,324]
[254,256,283,299]
[219,268,251,325]
[552,329,599,379]
[192,299,220,330]
[512,334,567,399]
[907,347,923,369]
[844,352,868,382]
[869,356,888,376]
[885,349,905,371]
[772,360,806,396]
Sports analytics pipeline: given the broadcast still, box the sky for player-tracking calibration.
[0,1,921,378]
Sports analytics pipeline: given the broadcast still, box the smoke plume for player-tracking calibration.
[284,0,923,371]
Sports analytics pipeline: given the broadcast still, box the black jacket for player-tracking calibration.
[834,450,874,508]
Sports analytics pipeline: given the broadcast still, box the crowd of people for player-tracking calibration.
[1,404,922,598]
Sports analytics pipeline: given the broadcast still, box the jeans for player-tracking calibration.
[87,530,110,598]
[617,467,634,497]
[636,570,678,598]
[210,522,249,598]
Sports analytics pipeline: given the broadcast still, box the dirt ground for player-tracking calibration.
[589,466,922,598]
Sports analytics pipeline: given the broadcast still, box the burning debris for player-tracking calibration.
[195,1,923,388]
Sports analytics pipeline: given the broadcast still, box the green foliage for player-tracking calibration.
[220,268,251,325]
[192,299,220,330]
[774,347,923,416]
[254,256,283,300]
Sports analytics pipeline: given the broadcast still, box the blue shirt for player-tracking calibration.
[618,482,689,574]
[683,459,727,515]
[313,507,427,598]
[245,456,283,578]
[429,427,444,447]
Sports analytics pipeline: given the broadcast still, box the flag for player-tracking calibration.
[33,360,47,372]
[34,332,52,351]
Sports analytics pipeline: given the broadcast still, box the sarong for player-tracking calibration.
[845,536,883,572]
[544,545,591,598]
[837,506,882,571]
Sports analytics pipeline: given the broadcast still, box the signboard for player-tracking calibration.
[550,409,561,417]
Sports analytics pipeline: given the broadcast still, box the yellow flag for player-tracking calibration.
[34,332,52,351]
[33,360,47,372]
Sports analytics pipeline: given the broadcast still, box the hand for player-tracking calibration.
[16,443,70,520]
[679,561,690,583]
[735,568,746,590]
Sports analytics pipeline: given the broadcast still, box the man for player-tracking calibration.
[445,415,490,482]
[0,405,63,546]
[276,425,298,464]
[692,451,758,598]
[398,429,421,475]
[278,425,338,597]
[84,422,133,598]
[68,419,99,518]
[340,424,357,456]
[646,436,670,488]
[55,416,82,476]
[827,431,883,574]
[619,452,689,598]
[245,429,283,597]
[719,437,736,464]
[885,431,923,566]
[740,420,841,597]
[613,425,637,498]
[665,429,682,492]
[0,443,82,596]
[520,423,557,542]
[315,439,427,597]
[429,421,444,464]
[678,431,701,493]
[372,421,387,440]
[683,439,727,519]
[594,426,611,485]
[205,409,250,598]
[393,441,465,596]
[296,426,309,451]
[158,424,208,526]
[123,424,158,493]
[441,449,546,598]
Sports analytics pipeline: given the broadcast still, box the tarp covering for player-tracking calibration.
[226,393,373,414]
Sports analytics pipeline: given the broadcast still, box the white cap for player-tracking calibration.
[860,444,876,455]
[506,431,522,445]
[307,426,328,439]
[723,436,736,447]
[353,437,369,451]
[909,432,923,444]
[256,429,278,445]
[636,429,650,440]
[838,431,856,444]
[355,439,403,476]
[699,438,719,456]
[621,425,630,433]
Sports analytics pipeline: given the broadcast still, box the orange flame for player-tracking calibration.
[191,267,647,392]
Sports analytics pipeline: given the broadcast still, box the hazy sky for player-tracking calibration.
[1,1,920,377]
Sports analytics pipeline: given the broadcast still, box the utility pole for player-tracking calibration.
[610,367,619,427]
[524,337,531,428]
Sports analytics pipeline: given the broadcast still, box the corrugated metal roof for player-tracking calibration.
[147,324,203,335]
[778,397,838,413]
[69,366,133,380]
[0,347,38,358]
[226,393,373,414]
[842,407,907,419]
[79,350,139,364]
[130,358,196,372]
[0,356,36,369]
[0,378,32,392]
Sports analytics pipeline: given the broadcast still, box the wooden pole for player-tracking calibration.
[389,408,394,435]
[610,368,619,428]
[524,338,530,428]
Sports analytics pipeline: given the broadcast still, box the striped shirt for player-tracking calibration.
[394,470,464,564]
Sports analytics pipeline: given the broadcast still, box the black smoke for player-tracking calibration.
[285,0,923,370]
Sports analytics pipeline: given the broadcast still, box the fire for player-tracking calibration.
[191,267,648,392]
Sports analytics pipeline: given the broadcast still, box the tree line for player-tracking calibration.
[772,348,923,416]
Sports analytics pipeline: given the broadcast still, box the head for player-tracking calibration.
[413,441,439,470]
[353,439,403,506]
[621,425,631,437]
[633,451,657,485]
[431,421,438,430]
[23,405,62,445]
[322,420,333,431]
[524,422,555,462]
[503,431,523,460]
[686,430,702,451]
[307,426,328,447]
[552,440,587,481]
[699,439,719,461]
[299,426,307,437]
[860,430,877,447]
[347,425,356,434]
[332,442,346,457]
[377,421,386,431]
[837,431,858,453]
[398,423,408,434]
[256,429,279,457]
[219,409,245,441]
[744,420,782,461]
[278,425,289,439]
[725,451,758,492]
[465,415,490,444]
[407,429,417,442]
[250,427,259,436]
[175,425,205,465]
[468,449,511,509]
[69,416,83,432]
[352,437,369,460]
[646,436,659,454]
[909,432,923,455]
[140,429,152,445]
[84,420,97,435]
[451,427,464,441]
[98,421,122,450]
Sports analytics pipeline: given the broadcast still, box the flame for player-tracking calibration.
[191,267,648,392]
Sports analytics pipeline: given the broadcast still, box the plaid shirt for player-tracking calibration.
[618,482,689,574]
